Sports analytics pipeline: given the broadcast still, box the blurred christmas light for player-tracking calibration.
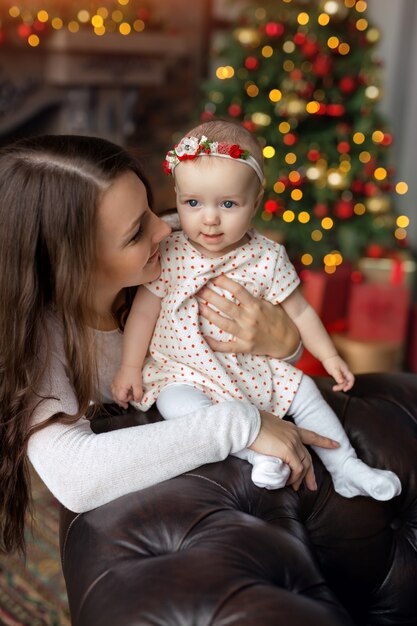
[396,182,408,195]
[283,210,296,222]
[395,228,407,240]
[321,217,334,229]
[246,84,259,97]
[291,189,303,201]
[274,181,286,193]
[354,203,366,215]
[298,211,310,223]
[216,66,235,80]
[318,13,330,26]
[263,146,276,158]
[262,45,274,58]
[301,253,313,265]
[311,230,323,241]
[356,1,367,12]
[396,215,410,228]
[269,89,282,102]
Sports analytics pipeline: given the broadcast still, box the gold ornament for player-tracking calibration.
[234,27,261,48]
[319,0,349,20]
[365,193,391,214]
[327,168,349,190]
[276,94,306,118]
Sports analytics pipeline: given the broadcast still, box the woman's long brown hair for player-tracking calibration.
[0,135,153,554]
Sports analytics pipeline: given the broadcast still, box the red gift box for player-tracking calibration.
[347,282,410,343]
[300,263,351,327]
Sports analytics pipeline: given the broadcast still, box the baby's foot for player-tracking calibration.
[333,458,401,501]
[251,458,290,490]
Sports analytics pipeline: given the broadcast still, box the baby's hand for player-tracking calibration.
[111,365,144,409]
[322,355,354,392]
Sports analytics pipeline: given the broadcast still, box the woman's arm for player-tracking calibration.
[29,346,339,511]
[197,275,301,360]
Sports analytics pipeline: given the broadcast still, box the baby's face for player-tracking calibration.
[174,157,263,258]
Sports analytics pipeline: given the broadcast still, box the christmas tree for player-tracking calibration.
[201,0,409,272]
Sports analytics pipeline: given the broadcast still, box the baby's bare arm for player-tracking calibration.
[112,287,162,407]
[281,288,354,391]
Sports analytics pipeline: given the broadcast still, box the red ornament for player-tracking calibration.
[307,149,321,162]
[290,68,303,81]
[327,103,345,117]
[33,19,46,32]
[201,111,214,122]
[245,56,259,70]
[366,244,384,258]
[334,199,354,219]
[18,23,32,38]
[363,182,378,197]
[299,83,314,99]
[302,38,320,58]
[312,54,332,77]
[313,203,328,218]
[242,120,256,132]
[265,22,284,37]
[339,76,357,94]
[352,180,364,194]
[294,32,306,46]
[264,199,279,213]
[228,104,242,117]
[283,133,297,146]
[337,141,350,154]
[381,133,393,146]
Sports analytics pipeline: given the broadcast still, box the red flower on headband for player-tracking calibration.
[229,144,245,159]
[162,160,171,175]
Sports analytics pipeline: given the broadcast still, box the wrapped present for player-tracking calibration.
[347,281,410,343]
[300,263,351,327]
[332,333,404,374]
[358,256,416,293]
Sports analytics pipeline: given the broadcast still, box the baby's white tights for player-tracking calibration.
[156,377,401,501]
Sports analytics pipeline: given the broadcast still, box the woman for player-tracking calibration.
[0,135,337,555]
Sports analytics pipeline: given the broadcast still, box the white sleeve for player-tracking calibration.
[27,354,260,513]
[264,244,300,304]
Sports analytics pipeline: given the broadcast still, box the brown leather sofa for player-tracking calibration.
[60,373,417,626]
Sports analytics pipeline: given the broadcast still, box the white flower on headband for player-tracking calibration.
[175,136,201,159]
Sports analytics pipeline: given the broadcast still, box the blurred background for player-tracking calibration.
[0,0,416,378]
[0,4,416,622]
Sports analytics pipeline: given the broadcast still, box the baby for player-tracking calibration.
[112,120,401,501]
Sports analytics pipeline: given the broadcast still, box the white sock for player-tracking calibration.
[290,376,401,501]
[235,449,290,490]
[157,384,290,490]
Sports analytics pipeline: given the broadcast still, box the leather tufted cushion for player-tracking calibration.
[60,373,417,626]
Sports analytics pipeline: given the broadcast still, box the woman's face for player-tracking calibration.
[94,171,171,292]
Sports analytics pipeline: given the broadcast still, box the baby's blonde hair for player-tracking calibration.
[185,119,264,178]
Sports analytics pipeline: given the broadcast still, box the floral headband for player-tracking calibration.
[163,135,264,183]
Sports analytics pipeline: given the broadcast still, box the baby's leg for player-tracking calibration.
[290,376,401,500]
[156,385,290,489]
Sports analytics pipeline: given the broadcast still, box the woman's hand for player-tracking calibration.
[250,411,340,491]
[197,275,300,359]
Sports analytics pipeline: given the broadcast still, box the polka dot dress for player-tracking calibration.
[136,231,303,418]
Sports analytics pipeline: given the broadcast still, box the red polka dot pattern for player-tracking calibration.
[138,231,302,417]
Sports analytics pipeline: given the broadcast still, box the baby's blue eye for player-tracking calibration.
[187,199,198,208]
[223,200,235,209]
